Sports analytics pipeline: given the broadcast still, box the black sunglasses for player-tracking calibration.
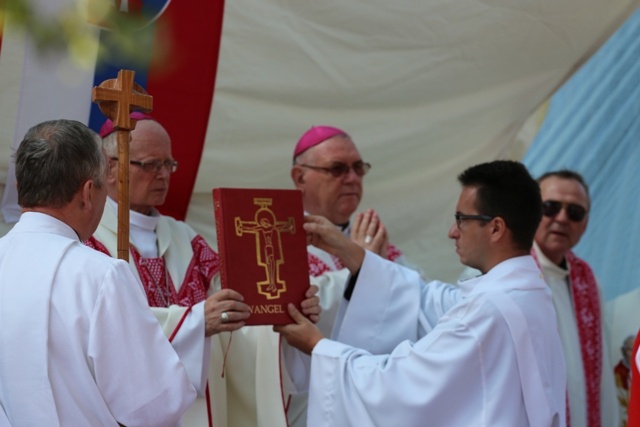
[542,200,588,222]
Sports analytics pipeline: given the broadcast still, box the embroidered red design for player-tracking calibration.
[566,251,602,427]
[387,244,402,262]
[308,253,334,277]
[85,235,219,308]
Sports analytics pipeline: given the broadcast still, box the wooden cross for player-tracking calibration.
[92,69,153,261]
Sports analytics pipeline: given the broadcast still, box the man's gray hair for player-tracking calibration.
[15,119,106,208]
[101,132,118,157]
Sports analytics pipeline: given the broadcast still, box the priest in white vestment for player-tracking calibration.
[278,160,567,427]
[531,171,619,427]
[0,120,196,427]
[88,114,321,427]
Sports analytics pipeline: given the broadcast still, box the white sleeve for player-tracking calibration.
[310,268,350,336]
[332,251,461,354]
[307,317,488,427]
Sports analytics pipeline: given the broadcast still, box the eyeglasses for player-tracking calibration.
[542,200,588,222]
[455,212,494,229]
[297,161,371,178]
[110,157,178,174]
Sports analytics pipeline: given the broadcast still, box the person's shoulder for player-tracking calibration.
[158,213,199,238]
[158,213,190,229]
[69,240,120,268]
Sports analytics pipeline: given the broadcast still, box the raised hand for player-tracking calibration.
[350,208,388,258]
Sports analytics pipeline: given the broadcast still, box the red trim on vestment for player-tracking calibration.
[168,305,192,342]
[205,383,214,427]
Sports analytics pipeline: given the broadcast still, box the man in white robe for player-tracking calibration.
[0,119,196,426]
[532,170,619,427]
[278,160,567,427]
[87,114,320,427]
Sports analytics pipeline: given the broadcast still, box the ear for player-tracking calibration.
[106,158,118,186]
[79,179,95,211]
[489,216,507,243]
[291,165,306,190]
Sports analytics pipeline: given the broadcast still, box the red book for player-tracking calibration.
[212,188,310,325]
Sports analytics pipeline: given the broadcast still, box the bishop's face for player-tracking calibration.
[292,136,364,225]
[109,120,174,215]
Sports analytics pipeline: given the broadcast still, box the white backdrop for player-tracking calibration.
[0,0,638,282]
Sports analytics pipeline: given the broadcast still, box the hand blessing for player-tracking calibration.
[351,208,388,258]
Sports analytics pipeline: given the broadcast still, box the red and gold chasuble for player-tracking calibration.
[85,235,219,307]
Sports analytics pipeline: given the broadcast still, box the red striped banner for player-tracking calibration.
[88,0,225,220]
[146,0,225,220]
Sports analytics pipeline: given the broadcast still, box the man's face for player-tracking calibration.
[292,136,364,225]
[448,186,492,273]
[534,176,589,265]
[108,120,173,215]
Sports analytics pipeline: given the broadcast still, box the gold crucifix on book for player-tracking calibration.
[235,198,295,300]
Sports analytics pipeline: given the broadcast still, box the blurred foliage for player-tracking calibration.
[0,0,170,68]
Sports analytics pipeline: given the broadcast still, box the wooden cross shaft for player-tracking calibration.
[92,69,153,261]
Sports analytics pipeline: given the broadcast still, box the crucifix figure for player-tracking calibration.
[92,69,152,260]
[235,198,295,300]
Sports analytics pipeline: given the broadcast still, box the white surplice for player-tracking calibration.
[93,199,293,427]
[533,243,620,427]
[302,253,567,427]
[286,222,419,427]
[0,212,196,427]
[92,200,217,426]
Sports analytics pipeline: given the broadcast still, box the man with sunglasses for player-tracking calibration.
[287,125,417,426]
[533,170,619,427]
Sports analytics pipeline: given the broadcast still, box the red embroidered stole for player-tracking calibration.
[85,235,219,307]
[532,248,602,427]
[307,243,403,277]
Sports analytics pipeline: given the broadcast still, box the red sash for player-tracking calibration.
[532,249,602,427]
